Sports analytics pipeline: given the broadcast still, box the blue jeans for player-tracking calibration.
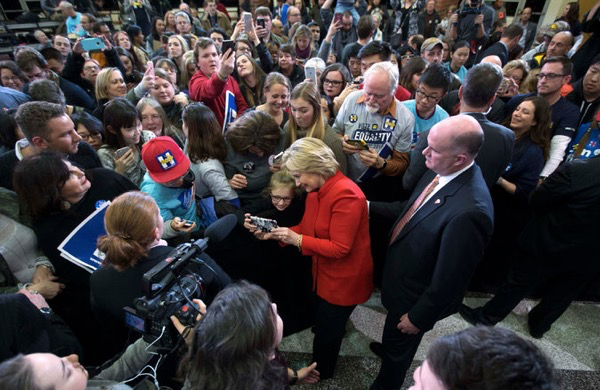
[334,3,359,26]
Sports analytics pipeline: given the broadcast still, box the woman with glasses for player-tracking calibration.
[286,81,347,175]
[72,111,104,150]
[0,61,28,91]
[320,63,351,100]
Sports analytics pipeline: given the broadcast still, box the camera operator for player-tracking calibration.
[448,0,495,67]
[90,191,231,359]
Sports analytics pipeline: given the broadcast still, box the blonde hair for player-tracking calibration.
[292,25,314,52]
[168,34,190,58]
[264,170,299,198]
[520,67,540,94]
[503,60,530,92]
[97,191,160,271]
[181,50,196,89]
[95,67,123,100]
[282,137,339,179]
[287,81,325,147]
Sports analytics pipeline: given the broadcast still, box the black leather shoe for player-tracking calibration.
[369,341,384,359]
[528,323,545,339]
[459,304,482,326]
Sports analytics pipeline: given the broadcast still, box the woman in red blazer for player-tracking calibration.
[245,137,373,380]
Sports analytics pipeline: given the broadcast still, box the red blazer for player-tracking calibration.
[188,70,248,127]
[291,171,373,306]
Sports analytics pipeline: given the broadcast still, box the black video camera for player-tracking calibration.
[124,215,236,351]
[458,0,481,16]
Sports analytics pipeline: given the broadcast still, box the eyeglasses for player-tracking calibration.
[323,78,343,86]
[1,76,20,82]
[270,193,293,203]
[536,73,566,80]
[416,89,441,102]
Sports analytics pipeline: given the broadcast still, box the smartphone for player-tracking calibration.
[346,138,369,150]
[244,13,252,32]
[182,219,194,228]
[250,216,279,232]
[333,13,343,26]
[269,151,284,167]
[81,37,105,51]
[115,146,130,159]
[222,39,235,55]
[146,60,154,75]
[305,66,317,84]
[498,77,511,94]
[257,18,266,28]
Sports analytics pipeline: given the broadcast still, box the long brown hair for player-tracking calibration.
[237,54,267,107]
[508,96,551,160]
[183,103,227,163]
[286,81,325,147]
[97,191,160,271]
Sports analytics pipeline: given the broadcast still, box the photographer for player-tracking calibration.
[448,0,494,66]
[180,281,319,389]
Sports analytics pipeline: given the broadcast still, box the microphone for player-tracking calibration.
[204,214,237,243]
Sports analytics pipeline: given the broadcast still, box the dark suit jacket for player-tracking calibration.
[476,41,508,66]
[402,112,514,192]
[519,155,600,262]
[372,165,494,331]
[516,21,537,52]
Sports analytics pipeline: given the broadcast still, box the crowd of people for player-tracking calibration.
[1,0,599,388]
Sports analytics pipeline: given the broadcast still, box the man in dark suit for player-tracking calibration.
[460,156,600,338]
[403,62,515,192]
[370,115,494,390]
[512,7,537,52]
[476,24,523,66]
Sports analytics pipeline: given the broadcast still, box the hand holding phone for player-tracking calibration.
[222,40,235,55]
[305,66,318,84]
[249,216,279,232]
[244,13,252,32]
[81,37,105,51]
[346,139,369,150]
[333,13,343,26]
[115,146,131,159]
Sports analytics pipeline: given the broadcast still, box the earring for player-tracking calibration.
[60,200,71,210]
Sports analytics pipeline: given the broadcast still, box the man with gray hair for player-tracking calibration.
[59,1,83,36]
[369,114,494,389]
[403,62,514,191]
[334,61,414,197]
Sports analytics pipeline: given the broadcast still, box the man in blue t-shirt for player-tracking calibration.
[59,1,83,36]
[504,56,580,178]
[402,63,451,148]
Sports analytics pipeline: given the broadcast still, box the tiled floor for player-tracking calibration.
[280,292,600,389]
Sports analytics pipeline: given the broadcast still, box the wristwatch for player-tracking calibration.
[379,159,388,170]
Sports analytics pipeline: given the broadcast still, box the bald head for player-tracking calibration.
[480,55,502,67]
[547,31,574,57]
[424,115,484,175]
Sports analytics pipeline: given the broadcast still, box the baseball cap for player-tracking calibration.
[142,136,190,183]
[539,21,569,38]
[421,38,443,53]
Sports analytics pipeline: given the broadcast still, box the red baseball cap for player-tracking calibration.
[142,136,190,183]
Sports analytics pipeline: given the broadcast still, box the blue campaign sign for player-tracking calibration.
[57,201,110,273]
